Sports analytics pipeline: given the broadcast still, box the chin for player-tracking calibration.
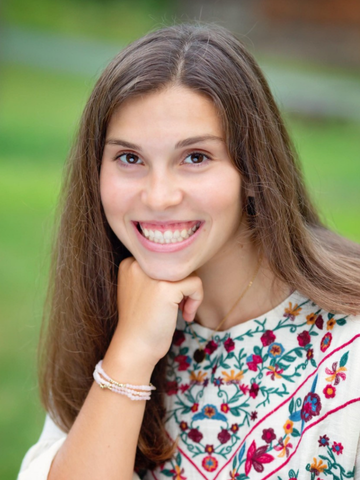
[139,261,193,282]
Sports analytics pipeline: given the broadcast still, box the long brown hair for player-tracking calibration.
[39,23,360,470]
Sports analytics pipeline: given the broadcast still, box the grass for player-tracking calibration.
[0,62,359,479]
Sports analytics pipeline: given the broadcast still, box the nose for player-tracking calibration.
[141,168,183,211]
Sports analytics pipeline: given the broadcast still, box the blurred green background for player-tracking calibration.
[0,1,359,478]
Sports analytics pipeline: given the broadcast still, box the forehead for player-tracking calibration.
[106,86,225,141]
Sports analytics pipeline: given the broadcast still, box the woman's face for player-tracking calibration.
[100,86,244,281]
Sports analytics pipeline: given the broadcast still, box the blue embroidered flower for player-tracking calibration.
[268,343,285,358]
[193,404,227,422]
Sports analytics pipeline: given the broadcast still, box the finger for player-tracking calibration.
[176,278,203,322]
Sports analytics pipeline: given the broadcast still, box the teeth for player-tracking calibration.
[138,223,200,243]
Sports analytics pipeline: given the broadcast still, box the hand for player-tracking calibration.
[111,257,203,367]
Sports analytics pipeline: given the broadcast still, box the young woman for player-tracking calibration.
[18,23,360,480]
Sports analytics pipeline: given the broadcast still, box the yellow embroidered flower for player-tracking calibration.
[284,302,302,320]
[306,313,317,324]
[327,318,336,330]
[190,370,207,383]
[325,366,347,384]
[222,369,244,383]
[283,419,293,434]
[274,436,293,458]
[266,365,283,380]
[310,457,327,474]
[171,465,186,480]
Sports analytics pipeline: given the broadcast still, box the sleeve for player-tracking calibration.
[17,415,141,480]
[355,434,360,480]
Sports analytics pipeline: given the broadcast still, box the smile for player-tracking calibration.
[136,221,202,244]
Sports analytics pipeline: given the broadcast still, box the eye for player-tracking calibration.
[183,152,210,166]
[116,152,142,165]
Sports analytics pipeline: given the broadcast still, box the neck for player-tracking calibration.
[193,242,291,331]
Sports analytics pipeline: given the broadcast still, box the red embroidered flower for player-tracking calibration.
[188,428,203,443]
[315,314,324,330]
[240,384,249,395]
[213,377,224,388]
[165,381,178,395]
[179,421,188,431]
[174,354,191,371]
[320,333,332,352]
[260,330,276,347]
[306,349,314,360]
[204,406,216,418]
[297,331,311,347]
[301,392,322,422]
[318,434,330,447]
[205,444,214,453]
[179,383,190,393]
[249,383,260,399]
[224,337,235,352]
[250,411,258,421]
[202,456,218,472]
[231,423,239,433]
[172,329,185,346]
[220,403,230,413]
[204,340,218,355]
[191,403,199,412]
[323,384,336,398]
[332,441,344,455]
[245,440,274,476]
[218,429,231,444]
[262,428,276,444]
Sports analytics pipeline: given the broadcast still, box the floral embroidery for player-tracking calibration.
[157,295,355,480]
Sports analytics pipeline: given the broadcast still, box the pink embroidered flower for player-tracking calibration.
[245,440,274,476]
[320,333,332,352]
[297,331,311,347]
[325,361,347,385]
[274,436,293,458]
[179,421,188,431]
[202,456,218,472]
[266,364,284,380]
[332,442,344,455]
[262,428,276,444]
[204,340,218,355]
[224,337,235,352]
[172,329,185,346]
[218,429,231,444]
[323,384,336,398]
[188,428,203,443]
[220,403,230,413]
[249,383,260,399]
[260,330,276,347]
[247,354,263,371]
[240,384,249,395]
[165,381,178,395]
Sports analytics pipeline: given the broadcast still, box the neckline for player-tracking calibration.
[179,289,308,338]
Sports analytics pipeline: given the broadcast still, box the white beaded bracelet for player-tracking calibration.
[93,360,156,401]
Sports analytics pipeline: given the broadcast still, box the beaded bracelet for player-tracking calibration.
[93,360,156,401]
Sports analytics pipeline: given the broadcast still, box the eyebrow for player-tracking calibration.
[105,135,225,151]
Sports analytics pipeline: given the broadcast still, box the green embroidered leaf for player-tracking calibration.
[230,407,241,417]
[311,359,317,368]
[237,475,247,480]
[340,351,349,367]
[289,469,296,478]
[328,313,335,320]
[232,454,237,469]
[176,452,181,466]
[179,347,189,355]
[310,331,318,336]
[161,469,174,477]
[254,346,262,356]
[289,398,294,415]
[221,363,231,369]
[291,428,300,437]
[336,318,347,326]
[227,352,235,359]
[294,348,303,358]
[282,354,295,362]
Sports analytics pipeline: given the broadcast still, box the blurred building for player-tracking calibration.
[179,0,360,68]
